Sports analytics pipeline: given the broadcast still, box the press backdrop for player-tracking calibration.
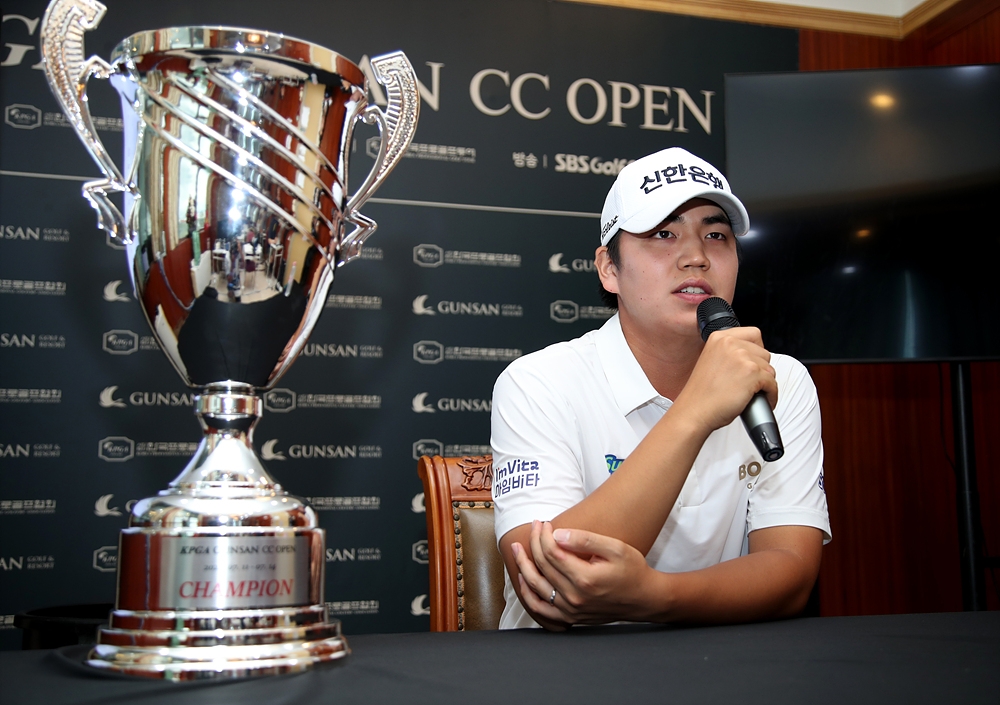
[0,0,797,646]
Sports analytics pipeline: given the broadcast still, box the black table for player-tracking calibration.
[1,612,997,704]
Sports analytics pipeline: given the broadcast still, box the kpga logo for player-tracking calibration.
[412,540,429,564]
[413,244,444,267]
[93,546,118,573]
[550,300,613,324]
[413,340,444,364]
[103,330,138,355]
[550,300,580,323]
[264,388,296,413]
[4,104,41,129]
[413,438,444,459]
[98,436,134,462]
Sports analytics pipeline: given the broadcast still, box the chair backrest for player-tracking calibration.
[417,454,505,631]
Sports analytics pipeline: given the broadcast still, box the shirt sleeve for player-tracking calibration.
[491,354,588,544]
[746,356,832,543]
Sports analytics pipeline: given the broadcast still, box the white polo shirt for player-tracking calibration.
[491,314,831,629]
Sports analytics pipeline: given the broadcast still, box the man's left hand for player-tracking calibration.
[512,520,662,625]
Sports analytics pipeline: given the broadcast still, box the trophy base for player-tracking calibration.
[86,385,350,680]
[86,605,348,680]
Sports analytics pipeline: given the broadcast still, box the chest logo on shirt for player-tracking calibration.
[605,454,624,474]
[738,461,761,481]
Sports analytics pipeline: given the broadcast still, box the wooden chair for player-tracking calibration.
[417,454,506,631]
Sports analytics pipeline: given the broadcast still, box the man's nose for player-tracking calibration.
[677,237,708,269]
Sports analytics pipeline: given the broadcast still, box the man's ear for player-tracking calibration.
[595,246,619,294]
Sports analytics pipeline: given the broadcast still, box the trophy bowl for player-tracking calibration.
[40,0,418,679]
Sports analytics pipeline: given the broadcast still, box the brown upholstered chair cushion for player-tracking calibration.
[417,455,506,631]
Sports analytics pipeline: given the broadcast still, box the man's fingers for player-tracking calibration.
[713,325,764,348]
[538,522,602,587]
[762,372,779,411]
[550,527,621,562]
[516,574,571,628]
[514,542,569,618]
[513,539,551,599]
[528,521,572,591]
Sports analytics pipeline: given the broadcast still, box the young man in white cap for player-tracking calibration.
[491,147,830,630]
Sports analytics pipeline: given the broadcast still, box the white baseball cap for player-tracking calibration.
[600,147,749,246]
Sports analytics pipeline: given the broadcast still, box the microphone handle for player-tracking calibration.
[741,391,784,462]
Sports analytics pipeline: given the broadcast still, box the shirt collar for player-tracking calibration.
[595,313,669,416]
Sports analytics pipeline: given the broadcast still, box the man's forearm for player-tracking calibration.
[550,409,710,555]
[638,527,823,624]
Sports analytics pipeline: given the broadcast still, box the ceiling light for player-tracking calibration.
[870,93,894,109]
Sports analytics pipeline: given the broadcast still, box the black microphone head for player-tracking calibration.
[697,297,740,342]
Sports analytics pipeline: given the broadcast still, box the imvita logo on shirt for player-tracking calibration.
[493,458,540,497]
[605,454,624,474]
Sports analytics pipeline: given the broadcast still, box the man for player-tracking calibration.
[491,147,830,630]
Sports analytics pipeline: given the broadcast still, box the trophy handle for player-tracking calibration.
[40,0,130,243]
[341,51,420,264]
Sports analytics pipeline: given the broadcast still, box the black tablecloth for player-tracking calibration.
[1,612,997,704]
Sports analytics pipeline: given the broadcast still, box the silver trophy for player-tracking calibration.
[40,0,418,679]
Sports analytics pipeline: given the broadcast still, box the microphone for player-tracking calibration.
[697,297,784,462]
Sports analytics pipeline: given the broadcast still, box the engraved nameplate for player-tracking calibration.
[157,535,311,609]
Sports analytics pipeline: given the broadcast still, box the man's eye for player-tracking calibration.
[652,230,675,239]
[706,231,727,240]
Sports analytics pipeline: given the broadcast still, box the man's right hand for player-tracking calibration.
[673,326,777,435]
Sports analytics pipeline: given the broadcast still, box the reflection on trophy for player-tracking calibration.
[41,0,418,679]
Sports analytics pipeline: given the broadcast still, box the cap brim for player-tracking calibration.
[618,190,749,238]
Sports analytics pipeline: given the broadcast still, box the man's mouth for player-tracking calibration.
[673,280,713,296]
[673,281,714,304]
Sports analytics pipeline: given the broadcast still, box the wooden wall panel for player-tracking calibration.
[800,0,1000,70]
[811,362,999,615]
[797,0,999,616]
[810,364,964,616]
[971,362,1000,610]
[798,29,922,69]
[924,5,1000,63]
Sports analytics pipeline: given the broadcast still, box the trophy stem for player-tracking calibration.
[167,382,278,494]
